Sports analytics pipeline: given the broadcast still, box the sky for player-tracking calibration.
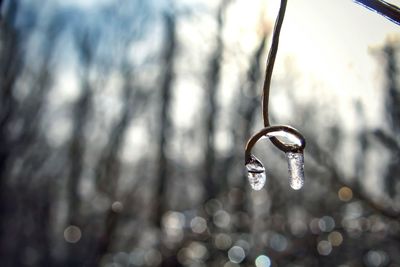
[50,0,400,137]
[53,0,400,130]
[42,0,400,194]
[268,0,399,127]
[219,0,400,193]
[274,0,399,190]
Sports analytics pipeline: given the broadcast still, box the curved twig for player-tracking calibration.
[244,0,307,169]
[262,0,287,127]
[260,0,299,153]
[245,125,306,163]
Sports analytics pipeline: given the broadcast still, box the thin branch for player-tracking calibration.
[373,129,400,153]
[155,12,176,228]
[203,0,228,200]
[307,140,400,220]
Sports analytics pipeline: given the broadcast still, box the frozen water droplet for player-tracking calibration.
[246,154,264,173]
[247,172,266,191]
[286,151,305,190]
[266,130,302,147]
[245,154,266,190]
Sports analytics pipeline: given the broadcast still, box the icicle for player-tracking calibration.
[286,151,305,190]
[245,154,266,190]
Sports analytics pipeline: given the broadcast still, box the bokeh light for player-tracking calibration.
[317,240,332,256]
[269,233,288,252]
[214,233,232,250]
[227,246,245,263]
[318,216,335,232]
[187,242,209,262]
[338,187,353,202]
[213,210,231,229]
[364,250,389,267]
[255,255,271,267]
[63,225,82,243]
[111,201,124,213]
[328,231,343,246]
[162,211,185,243]
[190,216,208,234]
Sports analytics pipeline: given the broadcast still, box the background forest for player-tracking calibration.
[0,0,400,266]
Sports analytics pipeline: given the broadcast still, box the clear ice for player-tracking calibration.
[266,130,302,147]
[245,154,266,191]
[286,151,305,190]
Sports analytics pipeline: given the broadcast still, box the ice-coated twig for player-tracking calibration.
[244,0,307,191]
[244,125,306,191]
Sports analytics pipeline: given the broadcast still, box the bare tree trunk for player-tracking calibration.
[65,85,91,266]
[0,2,60,264]
[95,79,134,196]
[0,2,27,264]
[154,12,176,229]
[66,87,91,226]
[90,71,137,266]
[203,0,230,200]
[65,35,94,264]
[384,43,400,134]
[0,0,20,192]
[382,42,400,197]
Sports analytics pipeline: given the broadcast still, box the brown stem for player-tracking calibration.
[245,125,306,163]
[262,0,287,127]
[259,0,297,153]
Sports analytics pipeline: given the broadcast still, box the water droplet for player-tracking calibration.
[286,151,305,190]
[245,154,266,191]
[245,154,264,172]
[247,172,266,191]
[266,130,303,147]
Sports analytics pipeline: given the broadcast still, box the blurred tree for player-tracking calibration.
[380,40,400,198]
[65,33,95,266]
[227,31,269,233]
[0,0,399,267]
[155,12,176,231]
[202,0,231,200]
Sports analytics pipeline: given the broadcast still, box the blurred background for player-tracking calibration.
[1,0,400,266]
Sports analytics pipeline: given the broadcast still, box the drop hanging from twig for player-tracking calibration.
[245,126,306,191]
[286,151,305,190]
[245,154,266,191]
